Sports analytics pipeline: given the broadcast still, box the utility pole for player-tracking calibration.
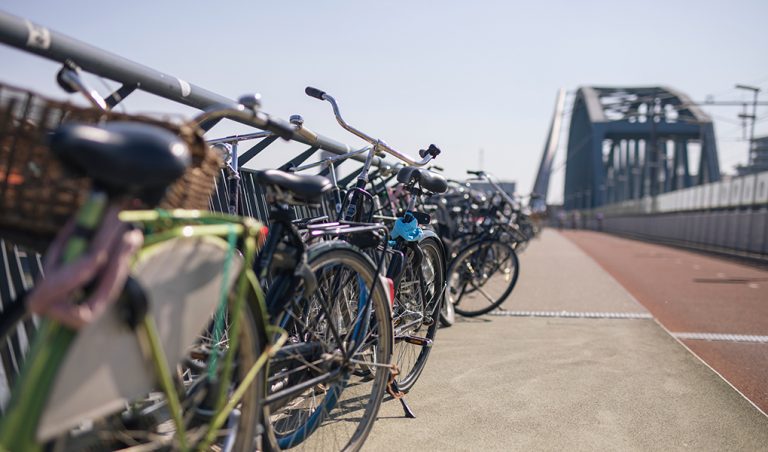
[735,84,761,167]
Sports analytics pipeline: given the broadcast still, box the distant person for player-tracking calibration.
[557,210,566,229]
[571,211,581,230]
[596,212,604,231]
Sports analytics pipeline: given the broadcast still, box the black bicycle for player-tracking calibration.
[303,87,448,403]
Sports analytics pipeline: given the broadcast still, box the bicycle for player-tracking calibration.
[442,170,524,317]
[190,93,397,450]
[0,80,300,450]
[303,87,447,402]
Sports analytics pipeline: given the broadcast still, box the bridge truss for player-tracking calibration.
[563,86,720,210]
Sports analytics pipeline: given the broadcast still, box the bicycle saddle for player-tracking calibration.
[255,169,332,205]
[396,166,448,194]
[50,122,191,199]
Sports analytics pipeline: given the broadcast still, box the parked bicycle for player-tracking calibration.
[0,80,297,450]
[437,170,528,318]
[302,87,447,408]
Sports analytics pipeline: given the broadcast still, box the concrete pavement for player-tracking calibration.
[563,230,768,414]
[364,229,768,451]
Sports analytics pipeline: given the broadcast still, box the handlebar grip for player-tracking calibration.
[266,117,295,140]
[56,60,81,93]
[467,170,484,176]
[419,144,441,159]
[305,86,326,100]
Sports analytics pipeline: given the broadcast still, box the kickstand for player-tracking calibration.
[387,367,416,418]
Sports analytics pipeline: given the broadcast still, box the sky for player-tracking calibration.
[1,0,766,203]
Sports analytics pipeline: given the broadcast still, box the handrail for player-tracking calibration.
[0,11,390,168]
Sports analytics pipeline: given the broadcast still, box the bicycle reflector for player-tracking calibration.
[384,276,395,307]
[258,225,269,247]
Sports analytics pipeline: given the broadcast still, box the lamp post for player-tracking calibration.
[735,84,761,168]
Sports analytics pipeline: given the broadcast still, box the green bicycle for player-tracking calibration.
[0,88,291,450]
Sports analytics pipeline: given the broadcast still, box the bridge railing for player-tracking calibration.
[600,170,768,215]
[568,170,768,260]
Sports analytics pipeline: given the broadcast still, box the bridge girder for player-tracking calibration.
[563,86,720,210]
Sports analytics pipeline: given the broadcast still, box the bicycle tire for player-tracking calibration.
[439,288,456,327]
[448,239,519,317]
[393,235,445,392]
[263,241,392,451]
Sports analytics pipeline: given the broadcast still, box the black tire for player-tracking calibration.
[448,239,519,317]
[263,242,392,451]
[438,286,455,327]
[392,236,445,392]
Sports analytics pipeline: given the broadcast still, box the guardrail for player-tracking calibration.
[565,170,768,261]
[599,170,768,216]
[0,10,399,170]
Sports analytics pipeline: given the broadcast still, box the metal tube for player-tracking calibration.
[207,131,272,145]
[0,11,393,168]
[291,146,372,172]
[320,92,435,167]
[0,12,231,110]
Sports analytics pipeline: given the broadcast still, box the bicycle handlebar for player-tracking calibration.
[465,170,520,207]
[305,86,439,167]
[304,86,326,100]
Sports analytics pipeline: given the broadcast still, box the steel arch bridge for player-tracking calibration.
[563,86,720,210]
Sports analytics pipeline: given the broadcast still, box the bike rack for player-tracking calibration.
[0,11,394,169]
[0,10,415,394]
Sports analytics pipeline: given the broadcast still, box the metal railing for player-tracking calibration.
[0,10,418,396]
[0,10,395,168]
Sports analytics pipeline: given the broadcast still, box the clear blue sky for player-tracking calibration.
[1,0,766,202]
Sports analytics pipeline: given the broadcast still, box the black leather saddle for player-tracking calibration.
[396,166,448,194]
[50,122,191,203]
[254,169,332,205]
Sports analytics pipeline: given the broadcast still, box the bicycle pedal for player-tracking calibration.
[403,335,433,347]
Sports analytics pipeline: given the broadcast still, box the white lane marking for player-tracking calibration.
[673,332,768,344]
[488,310,652,319]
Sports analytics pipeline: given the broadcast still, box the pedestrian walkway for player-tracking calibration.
[364,229,768,451]
[563,229,768,414]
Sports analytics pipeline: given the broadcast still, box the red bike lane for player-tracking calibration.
[561,230,768,414]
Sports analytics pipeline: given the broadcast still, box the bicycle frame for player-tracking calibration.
[0,206,286,451]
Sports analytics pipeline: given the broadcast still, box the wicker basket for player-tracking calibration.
[0,82,222,251]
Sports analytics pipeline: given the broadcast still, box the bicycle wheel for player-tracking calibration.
[263,242,392,451]
[439,288,456,327]
[393,236,445,392]
[448,239,519,317]
[44,236,266,451]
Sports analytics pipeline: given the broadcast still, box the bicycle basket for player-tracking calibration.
[0,82,222,251]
